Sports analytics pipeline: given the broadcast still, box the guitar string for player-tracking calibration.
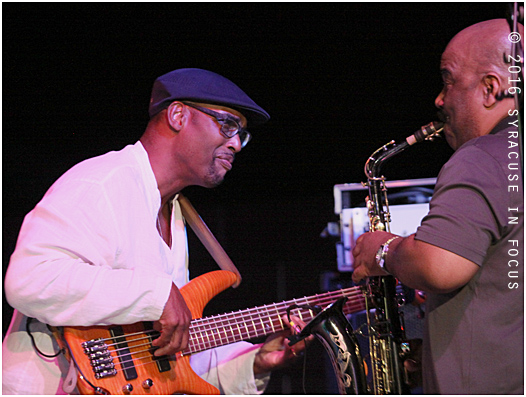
[84,290,365,353]
[186,300,367,353]
[84,295,368,376]
[85,291,365,353]
[98,302,367,380]
[189,291,365,338]
[190,287,362,326]
[189,296,365,338]
[189,288,364,331]
[88,298,367,367]
[84,288,363,345]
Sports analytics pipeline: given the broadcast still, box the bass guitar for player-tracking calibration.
[56,270,365,395]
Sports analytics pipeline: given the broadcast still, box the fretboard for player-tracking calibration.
[182,286,365,355]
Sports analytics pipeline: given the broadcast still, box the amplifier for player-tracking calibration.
[333,178,436,272]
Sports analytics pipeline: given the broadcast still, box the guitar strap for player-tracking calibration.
[177,193,242,288]
[62,358,78,394]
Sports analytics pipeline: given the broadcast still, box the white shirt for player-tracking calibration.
[3,142,268,394]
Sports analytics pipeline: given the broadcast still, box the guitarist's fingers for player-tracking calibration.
[152,316,191,356]
[282,314,309,335]
[282,315,314,354]
[152,283,192,356]
[153,325,186,356]
[151,322,174,354]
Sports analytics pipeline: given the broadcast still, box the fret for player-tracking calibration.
[255,309,264,335]
[243,319,249,339]
[183,285,365,355]
[265,308,274,334]
[236,322,242,341]
[227,316,235,343]
[295,296,307,308]
[274,303,284,331]
[217,326,224,345]
[228,324,234,343]
[266,305,276,334]
[293,299,305,322]
[224,316,233,343]
[206,328,214,349]
[227,314,236,339]
[257,309,266,335]
[198,329,205,350]
[199,330,206,350]
[259,315,265,334]
[303,296,315,322]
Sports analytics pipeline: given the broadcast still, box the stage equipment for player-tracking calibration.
[333,178,435,273]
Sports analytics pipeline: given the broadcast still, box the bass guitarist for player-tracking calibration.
[3,68,306,395]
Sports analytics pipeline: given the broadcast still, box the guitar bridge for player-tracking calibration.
[82,338,117,379]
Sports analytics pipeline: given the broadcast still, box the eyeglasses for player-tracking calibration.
[183,102,252,148]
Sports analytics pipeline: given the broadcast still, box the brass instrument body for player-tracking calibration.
[362,122,443,394]
[364,276,409,394]
[290,298,369,395]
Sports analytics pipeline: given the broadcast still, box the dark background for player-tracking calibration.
[3,2,512,393]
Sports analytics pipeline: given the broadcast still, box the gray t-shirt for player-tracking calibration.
[415,116,524,394]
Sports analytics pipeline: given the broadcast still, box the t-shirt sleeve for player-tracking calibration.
[415,145,508,266]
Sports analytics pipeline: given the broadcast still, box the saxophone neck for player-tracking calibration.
[365,121,444,180]
[365,140,410,180]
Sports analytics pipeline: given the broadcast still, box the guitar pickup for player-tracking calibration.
[143,322,171,373]
[109,326,138,381]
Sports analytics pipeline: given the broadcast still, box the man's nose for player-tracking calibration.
[435,90,445,108]
[227,134,242,153]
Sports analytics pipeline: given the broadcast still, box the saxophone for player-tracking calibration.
[362,121,443,394]
[289,122,443,394]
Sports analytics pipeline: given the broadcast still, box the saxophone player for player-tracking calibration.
[352,19,523,394]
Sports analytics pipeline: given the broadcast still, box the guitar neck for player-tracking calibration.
[183,286,365,355]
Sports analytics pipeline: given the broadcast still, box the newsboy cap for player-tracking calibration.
[148,68,270,126]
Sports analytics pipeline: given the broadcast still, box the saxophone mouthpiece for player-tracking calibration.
[406,121,444,145]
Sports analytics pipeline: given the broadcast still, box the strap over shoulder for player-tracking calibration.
[177,193,242,288]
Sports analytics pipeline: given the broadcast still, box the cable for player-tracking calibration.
[285,304,321,394]
[25,318,108,394]
[25,317,64,358]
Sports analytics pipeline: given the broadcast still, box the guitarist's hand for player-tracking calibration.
[253,315,312,375]
[152,283,191,357]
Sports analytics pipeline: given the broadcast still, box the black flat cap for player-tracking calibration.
[148,68,270,126]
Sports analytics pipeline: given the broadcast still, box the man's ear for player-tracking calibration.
[482,74,501,108]
[166,102,185,131]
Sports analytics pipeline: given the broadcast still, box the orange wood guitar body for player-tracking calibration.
[61,270,237,395]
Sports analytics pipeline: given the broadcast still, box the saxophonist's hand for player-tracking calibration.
[352,231,399,283]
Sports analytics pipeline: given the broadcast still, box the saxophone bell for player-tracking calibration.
[289,298,369,395]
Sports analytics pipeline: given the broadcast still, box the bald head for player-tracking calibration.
[435,19,523,150]
[446,19,523,79]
